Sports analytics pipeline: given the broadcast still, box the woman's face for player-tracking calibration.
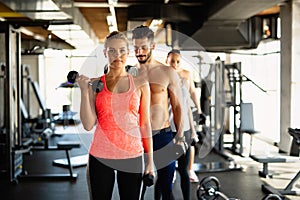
[166,52,181,70]
[105,38,129,68]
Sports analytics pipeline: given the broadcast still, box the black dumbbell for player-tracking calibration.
[197,176,220,200]
[67,70,78,84]
[262,194,282,200]
[198,113,206,125]
[67,70,93,85]
[67,71,103,92]
[143,174,154,187]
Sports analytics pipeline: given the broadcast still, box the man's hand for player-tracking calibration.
[174,139,188,155]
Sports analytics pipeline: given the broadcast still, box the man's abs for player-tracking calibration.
[150,85,170,131]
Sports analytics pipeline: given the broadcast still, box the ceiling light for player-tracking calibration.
[108,0,118,6]
[52,30,90,40]
[106,15,118,32]
[19,27,34,36]
[149,19,163,32]
[73,2,127,8]
[48,24,82,31]
[106,0,118,32]
[19,27,46,41]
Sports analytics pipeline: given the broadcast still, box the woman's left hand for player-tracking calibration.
[144,160,155,177]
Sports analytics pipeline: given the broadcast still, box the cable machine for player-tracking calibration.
[193,56,242,172]
[224,62,266,156]
[0,22,23,183]
[0,22,80,183]
[224,62,243,155]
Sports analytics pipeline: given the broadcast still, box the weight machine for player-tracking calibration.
[193,57,242,172]
[0,22,23,183]
[20,64,55,140]
[0,22,80,183]
[194,57,267,171]
[221,61,266,156]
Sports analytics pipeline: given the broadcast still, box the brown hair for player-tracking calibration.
[104,31,129,49]
[167,49,181,58]
[132,25,154,43]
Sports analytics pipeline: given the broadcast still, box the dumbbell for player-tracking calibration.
[143,174,154,187]
[103,65,138,76]
[67,70,81,84]
[197,176,220,200]
[198,113,206,125]
[262,194,282,200]
[67,66,138,92]
[68,64,137,83]
[126,65,138,76]
[67,71,104,93]
[197,176,240,200]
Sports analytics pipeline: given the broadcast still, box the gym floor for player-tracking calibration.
[0,127,299,200]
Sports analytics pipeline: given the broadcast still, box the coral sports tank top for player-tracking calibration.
[89,74,143,159]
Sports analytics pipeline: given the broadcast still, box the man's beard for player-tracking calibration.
[137,50,152,64]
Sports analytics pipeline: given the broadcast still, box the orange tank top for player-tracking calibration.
[89,74,143,159]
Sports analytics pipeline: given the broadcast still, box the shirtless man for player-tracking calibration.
[132,25,185,200]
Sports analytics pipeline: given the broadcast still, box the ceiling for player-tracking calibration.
[0,0,285,52]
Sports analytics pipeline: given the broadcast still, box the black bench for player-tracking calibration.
[19,140,81,181]
[249,154,287,178]
[260,128,300,199]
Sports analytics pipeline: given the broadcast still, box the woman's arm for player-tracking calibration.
[77,75,97,131]
[139,82,154,175]
[188,71,202,114]
[187,100,197,140]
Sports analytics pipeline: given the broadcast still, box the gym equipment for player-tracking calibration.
[20,64,55,138]
[0,22,82,183]
[250,127,300,178]
[197,176,240,200]
[17,139,81,181]
[0,22,23,183]
[239,102,260,156]
[199,114,206,125]
[193,58,242,173]
[261,127,300,199]
[197,176,283,200]
[67,70,104,93]
[53,154,88,168]
[223,62,266,156]
[125,65,138,76]
[143,174,154,187]
[67,66,138,93]
[262,194,282,200]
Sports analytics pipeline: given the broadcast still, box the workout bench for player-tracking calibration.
[19,140,81,181]
[260,128,300,199]
[250,154,291,178]
[250,128,300,178]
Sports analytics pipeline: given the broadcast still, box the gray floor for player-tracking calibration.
[0,131,299,200]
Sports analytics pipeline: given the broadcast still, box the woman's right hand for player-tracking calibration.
[77,75,91,91]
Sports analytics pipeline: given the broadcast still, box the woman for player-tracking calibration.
[166,49,201,200]
[77,31,154,200]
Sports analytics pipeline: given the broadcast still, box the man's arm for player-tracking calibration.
[168,68,184,139]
